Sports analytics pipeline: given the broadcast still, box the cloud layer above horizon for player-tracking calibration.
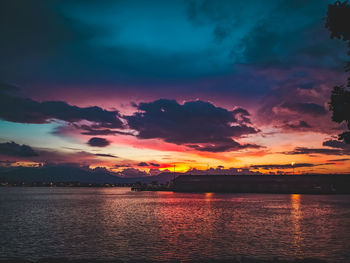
[0,0,350,174]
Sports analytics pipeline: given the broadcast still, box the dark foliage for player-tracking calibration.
[326,1,350,42]
[326,1,350,143]
[329,86,350,143]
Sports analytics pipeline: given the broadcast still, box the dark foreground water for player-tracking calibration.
[0,188,349,263]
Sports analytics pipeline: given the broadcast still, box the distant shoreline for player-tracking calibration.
[2,173,350,195]
[0,257,330,263]
[172,174,350,195]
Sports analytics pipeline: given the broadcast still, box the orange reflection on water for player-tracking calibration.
[156,191,174,195]
[290,194,303,257]
[153,193,217,261]
[205,192,214,201]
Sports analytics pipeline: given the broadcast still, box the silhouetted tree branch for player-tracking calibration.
[326,1,350,143]
[329,86,350,143]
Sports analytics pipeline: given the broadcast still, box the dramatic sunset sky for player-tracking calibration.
[1,0,350,175]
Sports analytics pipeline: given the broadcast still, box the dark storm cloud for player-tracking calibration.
[0,1,80,52]
[255,67,343,135]
[81,128,118,136]
[95,153,118,158]
[240,21,346,69]
[280,102,327,116]
[53,123,133,137]
[187,0,347,69]
[0,0,231,83]
[283,147,345,156]
[79,125,133,136]
[283,120,312,130]
[322,139,350,149]
[0,141,121,166]
[0,0,346,128]
[0,142,39,157]
[327,158,350,162]
[232,107,252,124]
[0,86,123,128]
[87,137,110,147]
[137,162,160,167]
[251,163,316,170]
[126,99,259,152]
[149,163,160,167]
[1,0,346,89]
[232,107,250,116]
[187,139,261,153]
[0,0,97,83]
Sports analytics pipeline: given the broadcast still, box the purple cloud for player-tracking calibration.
[126,99,259,152]
[87,137,110,147]
[0,141,39,157]
[280,102,327,116]
[0,86,123,128]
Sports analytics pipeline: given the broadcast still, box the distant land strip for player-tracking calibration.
[0,257,329,263]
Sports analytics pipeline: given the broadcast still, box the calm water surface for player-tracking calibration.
[0,187,349,262]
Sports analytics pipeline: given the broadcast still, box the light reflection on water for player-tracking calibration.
[0,187,349,262]
[290,194,302,258]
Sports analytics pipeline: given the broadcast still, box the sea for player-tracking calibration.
[0,187,349,262]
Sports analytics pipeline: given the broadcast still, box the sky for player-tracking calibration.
[0,0,350,175]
